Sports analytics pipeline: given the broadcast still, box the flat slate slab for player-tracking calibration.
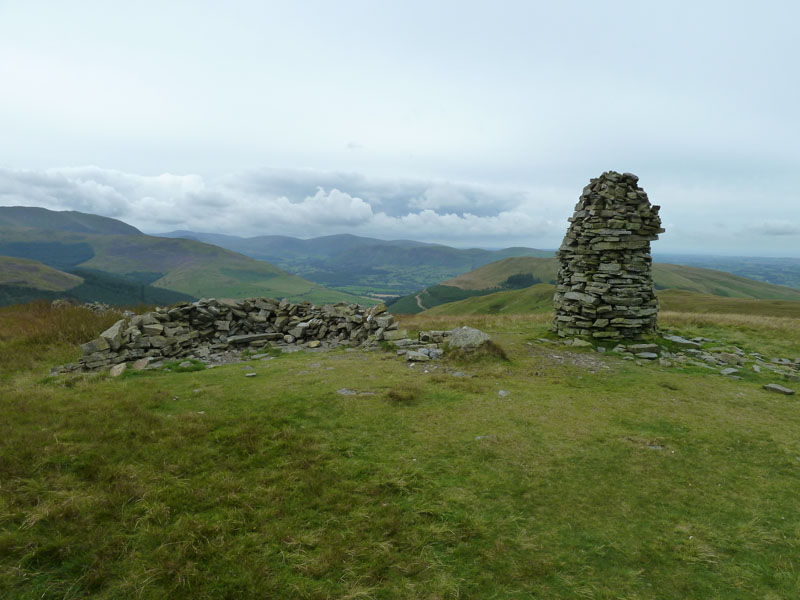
[662,334,701,349]
[763,383,795,395]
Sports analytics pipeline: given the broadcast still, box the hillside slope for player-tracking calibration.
[159,230,554,296]
[0,206,142,235]
[0,256,83,291]
[0,225,368,304]
[393,257,800,314]
[422,284,800,319]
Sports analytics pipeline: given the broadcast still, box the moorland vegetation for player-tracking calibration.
[1,297,798,598]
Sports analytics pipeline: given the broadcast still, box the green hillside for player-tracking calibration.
[0,225,368,305]
[393,256,800,314]
[159,230,554,297]
[0,206,142,235]
[0,255,83,291]
[0,263,196,308]
[422,284,800,319]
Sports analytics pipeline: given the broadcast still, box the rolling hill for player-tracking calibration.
[0,206,142,235]
[422,284,800,319]
[158,230,554,297]
[0,207,369,304]
[391,256,800,314]
[0,256,196,307]
[0,255,83,291]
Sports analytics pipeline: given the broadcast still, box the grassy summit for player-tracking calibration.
[1,301,799,597]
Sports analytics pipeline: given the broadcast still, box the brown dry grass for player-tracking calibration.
[0,300,123,373]
[660,310,800,334]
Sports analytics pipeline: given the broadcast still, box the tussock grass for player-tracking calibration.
[0,301,123,373]
[1,304,799,598]
[661,310,800,334]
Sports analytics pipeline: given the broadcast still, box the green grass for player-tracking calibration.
[1,306,799,598]
[394,257,800,314]
[422,284,800,320]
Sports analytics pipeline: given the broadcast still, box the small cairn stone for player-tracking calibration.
[553,171,664,340]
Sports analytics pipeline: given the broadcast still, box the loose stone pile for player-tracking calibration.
[61,297,401,373]
[553,171,665,340]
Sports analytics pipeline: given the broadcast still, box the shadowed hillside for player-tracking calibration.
[0,207,371,304]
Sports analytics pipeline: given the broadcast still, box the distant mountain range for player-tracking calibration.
[157,230,554,297]
[3,206,800,312]
[0,207,368,306]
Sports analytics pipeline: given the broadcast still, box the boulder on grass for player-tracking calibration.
[448,326,490,350]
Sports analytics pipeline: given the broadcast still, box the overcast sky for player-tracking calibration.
[1,1,798,256]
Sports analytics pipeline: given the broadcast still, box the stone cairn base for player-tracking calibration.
[63,297,402,373]
[553,171,664,340]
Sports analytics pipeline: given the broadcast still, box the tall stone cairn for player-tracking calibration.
[553,171,665,340]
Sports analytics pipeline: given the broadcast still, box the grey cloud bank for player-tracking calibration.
[1,165,798,257]
[0,1,798,255]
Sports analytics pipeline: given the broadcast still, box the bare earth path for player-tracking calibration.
[415,289,427,310]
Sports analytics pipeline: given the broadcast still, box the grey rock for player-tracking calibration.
[635,352,658,360]
[227,333,280,344]
[448,326,490,350]
[383,329,408,341]
[131,357,154,371]
[720,367,739,376]
[570,339,593,348]
[662,334,701,349]
[81,337,110,355]
[109,363,127,377]
[100,319,126,351]
[406,351,430,362]
[629,344,660,354]
[763,383,795,395]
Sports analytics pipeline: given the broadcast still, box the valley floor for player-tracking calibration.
[1,308,799,598]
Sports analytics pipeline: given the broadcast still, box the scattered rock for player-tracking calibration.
[629,344,660,355]
[570,339,593,348]
[763,383,795,395]
[337,388,357,395]
[720,367,739,376]
[448,326,491,350]
[498,390,510,398]
[244,372,257,378]
[662,334,701,349]
[109,363,127,377]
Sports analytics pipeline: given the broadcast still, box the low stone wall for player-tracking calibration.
[67,297,401,372]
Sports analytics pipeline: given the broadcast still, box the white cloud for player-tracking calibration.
[0,166,565,248]
[2,165,799,256]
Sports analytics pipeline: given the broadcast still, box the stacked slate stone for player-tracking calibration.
[71,297,400,372]
[553,171,665,340]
